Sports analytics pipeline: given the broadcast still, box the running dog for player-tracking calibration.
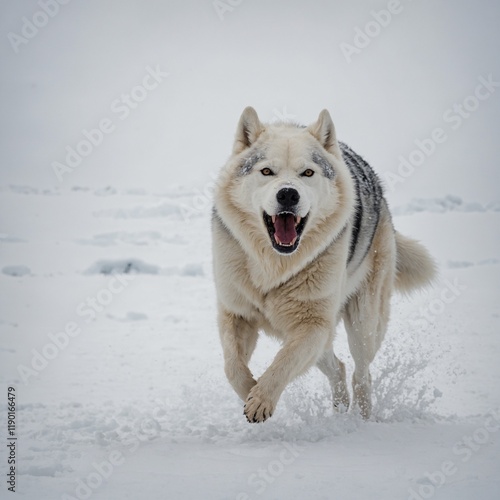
[212,107,435,422]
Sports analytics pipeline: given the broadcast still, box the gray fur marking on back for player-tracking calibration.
[339,141,383,273]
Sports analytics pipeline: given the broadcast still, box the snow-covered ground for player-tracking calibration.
[1,186,499,499]
[1,1,500,499]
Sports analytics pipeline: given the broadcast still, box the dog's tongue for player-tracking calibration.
[274,213,297,245]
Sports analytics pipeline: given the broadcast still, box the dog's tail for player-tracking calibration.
[394,231,437,293]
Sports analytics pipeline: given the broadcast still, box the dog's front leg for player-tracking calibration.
[218,307,259,401]
[244,325,331,423]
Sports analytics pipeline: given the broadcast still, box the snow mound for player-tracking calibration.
[393,195,500,216]
[84,259,159,275]
[0,233,25,243]
[77,231,184,247]
[447,260,474,269]
[123,188,147,195]
[94,201,182,219]
[161,263,205,277]
[107,311,148,321]
[8,184,39,195]
[447,258,499,269]
[23,462,65,478]
[2,264,31,277]
[83,260,204,277]
[179,263,204,277]
[93,186,117,196]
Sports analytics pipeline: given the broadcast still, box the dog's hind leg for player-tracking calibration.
[343,267,394,418]
[344,209,396,419]
[316,348,350,411]
[343,296,388,419]
[218,307,259,401]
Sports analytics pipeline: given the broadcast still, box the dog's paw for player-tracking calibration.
[352,373,372,420]
[333,387,350,413]
[244,385,275,423]
[333,400,349,413]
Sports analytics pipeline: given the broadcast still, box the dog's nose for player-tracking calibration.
[276,187,300,207]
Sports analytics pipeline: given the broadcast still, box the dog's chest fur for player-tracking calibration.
[212,215,352,332]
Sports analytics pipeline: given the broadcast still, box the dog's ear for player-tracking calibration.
[233,106,264,154]
[308,109,338,153]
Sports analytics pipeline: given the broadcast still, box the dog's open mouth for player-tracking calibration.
[263,211,308,254]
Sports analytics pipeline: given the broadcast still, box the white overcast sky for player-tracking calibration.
[1,0,499,204]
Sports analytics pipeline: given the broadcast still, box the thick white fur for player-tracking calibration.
[212,107,436,422]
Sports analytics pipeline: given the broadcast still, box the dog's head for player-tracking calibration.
[215,107,354,258]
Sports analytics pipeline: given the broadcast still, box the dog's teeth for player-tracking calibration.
[271,215,276,224]
[274,233,298,247]
[295,216,301,226]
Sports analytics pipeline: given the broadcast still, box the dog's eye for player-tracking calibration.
[260,168,274,176]
[302,169,314,177]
